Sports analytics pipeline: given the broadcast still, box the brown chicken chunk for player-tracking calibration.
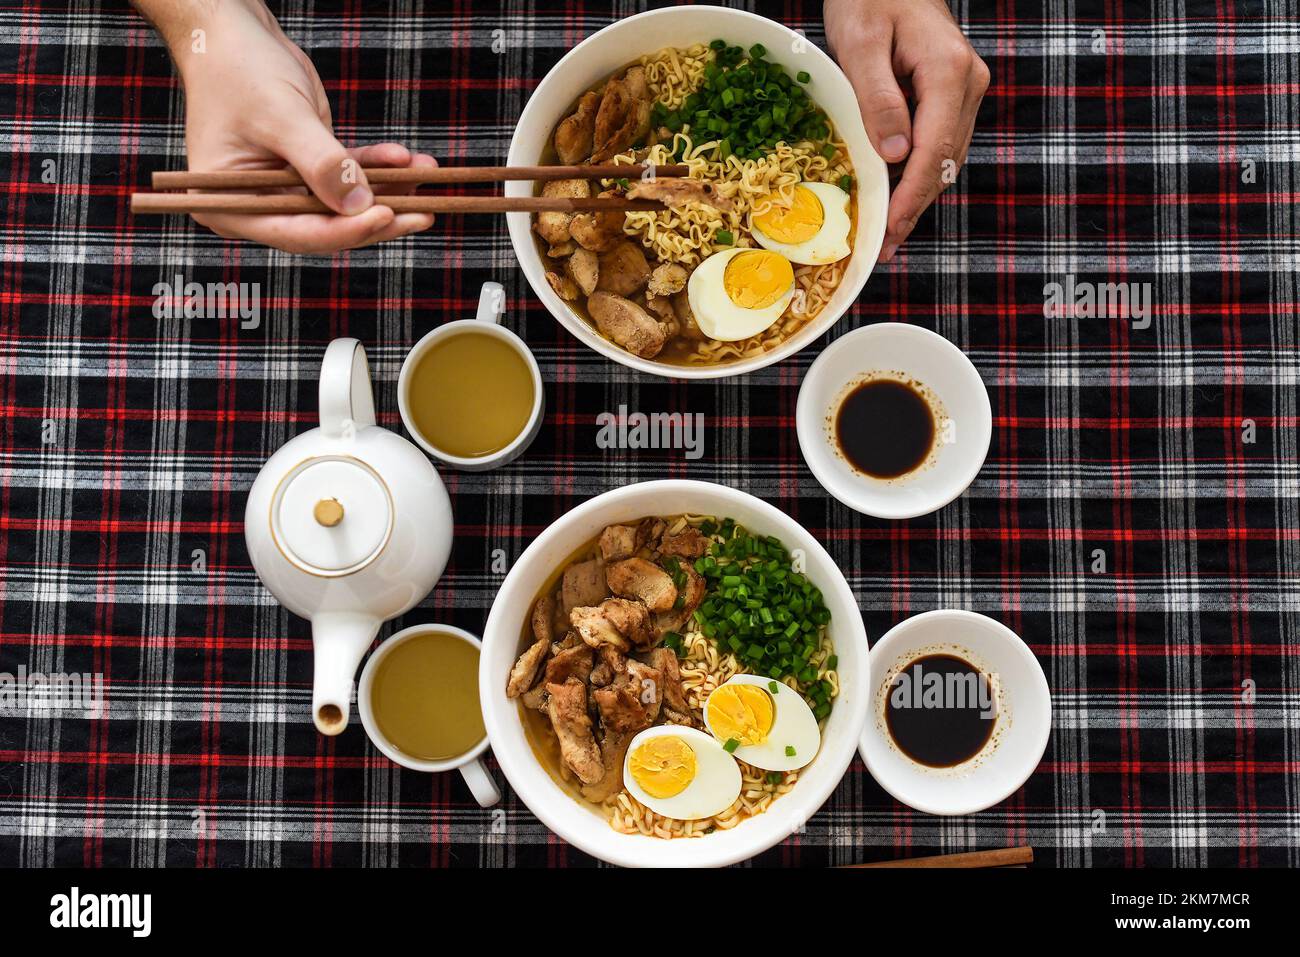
[570,597,655,652]
[626,177,734,212]
[506,638,549,698]
[643,646,693,720]
[648,262,689,297]
[593,680,657,734]
[554,90,600,164]
[595,241,651,296]
[569,194,625,253]
[546,679,604,786]
[591,75,651,162]
[653,561,707,636]
[587,291,667,359]
[606,557,678,612]
[659,527,709,559]
[599,524,639,561]
[561,558,608,616]
[544,642,594,685]
[580,729,634,803]
[567,246,599,297]
[532,594,556,643]
[534,178,590,247]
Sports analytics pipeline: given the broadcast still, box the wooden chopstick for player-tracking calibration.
[130,193,667,216]
[841,845,1034,869]
[150,163,689,190]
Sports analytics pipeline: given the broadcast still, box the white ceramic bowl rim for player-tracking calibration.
[859,609,1051,816]
[505,5,889,379]
[479,479,870,867]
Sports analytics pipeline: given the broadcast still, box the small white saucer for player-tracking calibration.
[859,610,1051,816]
[796,323,991,519]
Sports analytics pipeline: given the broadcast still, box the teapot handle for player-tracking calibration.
[320,338,377,439]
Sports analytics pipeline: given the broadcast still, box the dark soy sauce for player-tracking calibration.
[835,379,934,478]
[885,654,996,767]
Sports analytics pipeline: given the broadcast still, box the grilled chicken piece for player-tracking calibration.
[587,291,667,359]
[571,597,655,652]
[532,595,556,643]
[672,289,707,341]
[546,269,579,301]
[520,683,548,710]
[554,90,600,164]
[506,638,550,698]
[626,177,734,212]
[567,247,599,296]
[598,643,627,675]
[547,241,575,258]
[569,192,625,252]
[638,517,667,551]
[546,679,604,785]
[645,293,677,329]
[595,241,651,296]
[648,262,689,297]
[544,642,594,685]
[624,659,664,724]
[653,561,706,636]
[580,729,634,803]
[561,558,608,616]
[535,178,591,246]
[591,74,651,163]
[659,527,709,559]
[599,524,640,562]
[606,557,678,612]
[593,675,659,734]
[643,646,694,720]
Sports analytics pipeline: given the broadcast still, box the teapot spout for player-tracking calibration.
[311,611,381,735]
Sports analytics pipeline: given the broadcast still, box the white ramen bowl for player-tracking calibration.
[480,480,870,867]
[506,5,889,379]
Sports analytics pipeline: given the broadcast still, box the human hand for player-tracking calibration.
[140,0,435,253]
[824,0,990,262]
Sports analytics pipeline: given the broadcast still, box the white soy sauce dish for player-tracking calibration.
[796,323,991,519]
[859,609,1050,816]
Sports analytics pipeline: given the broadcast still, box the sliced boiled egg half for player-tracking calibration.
[704,674,821,772]
[749,181,852,265]
[622,725,742,821]
[687,247,795,342]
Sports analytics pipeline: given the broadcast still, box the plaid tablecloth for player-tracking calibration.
[0,0,1296,868]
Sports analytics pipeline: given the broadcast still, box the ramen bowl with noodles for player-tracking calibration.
[479,480,870,867]
[505,5,888,379]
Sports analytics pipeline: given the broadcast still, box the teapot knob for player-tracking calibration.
[313,498,344,527]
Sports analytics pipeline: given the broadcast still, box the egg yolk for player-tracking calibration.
[709,683,775,746]
[723,250,795,310]
[753,186,824,244]
[628,736,697,799]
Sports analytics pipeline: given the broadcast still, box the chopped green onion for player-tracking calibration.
[768,680,780,694]
[723,738,740,753]
[715,229,734,245]
[785,745,797,757]
[796,70,811,84]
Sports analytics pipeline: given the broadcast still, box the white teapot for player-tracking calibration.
[244,338,453,735]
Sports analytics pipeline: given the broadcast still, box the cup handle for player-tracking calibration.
[475,282,506,325]
[459,757,502,808]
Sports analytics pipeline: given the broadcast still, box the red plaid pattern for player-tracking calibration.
[0,1,1296,867]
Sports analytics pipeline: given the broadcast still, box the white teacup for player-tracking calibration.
[398,281,544,472]
[358,624,501,808]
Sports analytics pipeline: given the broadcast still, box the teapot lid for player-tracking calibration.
[270,455,393,577]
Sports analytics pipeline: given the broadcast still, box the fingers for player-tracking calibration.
[842,30,913,164]
[193,205,396,255]
[879,46,986,262]
[274,113,374,215]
